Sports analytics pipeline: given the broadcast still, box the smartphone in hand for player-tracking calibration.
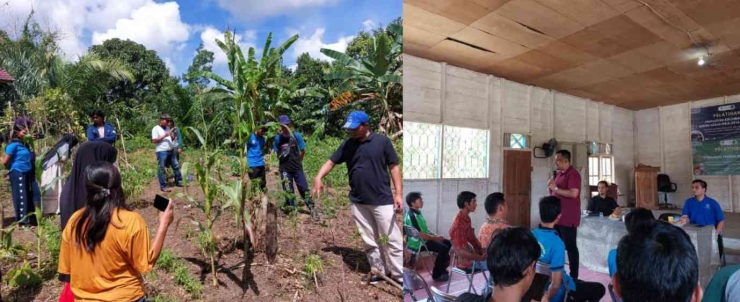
[154,194,170,212]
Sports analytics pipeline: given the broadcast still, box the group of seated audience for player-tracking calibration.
[404,188,736,302]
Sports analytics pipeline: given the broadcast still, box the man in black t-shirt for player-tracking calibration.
[588,181,619,217]
[311,111,403,285]
[273,115,315,217]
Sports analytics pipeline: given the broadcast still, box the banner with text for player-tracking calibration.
[691,102,740,175]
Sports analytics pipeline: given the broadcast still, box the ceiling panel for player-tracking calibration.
[404,0,740,110]
[496,0,585,39]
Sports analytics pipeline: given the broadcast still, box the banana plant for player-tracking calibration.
[320,23,403,137]
[194,29,298,291]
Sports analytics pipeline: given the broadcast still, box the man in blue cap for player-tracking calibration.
[273,115,315,217]
[311,111,403,285]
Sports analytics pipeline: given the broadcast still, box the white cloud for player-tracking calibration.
[199,26,258,66]
[0,0,184,62]
[291,28,353,62]
[214,0,340,20]
[92,2,189,55]
[363,19,375,31]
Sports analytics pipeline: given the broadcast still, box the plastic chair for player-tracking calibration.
[404,225,437,272]
[608,283,622,302]
[446,244,489,294]
[403,268,434,302]
[431,285,457,302]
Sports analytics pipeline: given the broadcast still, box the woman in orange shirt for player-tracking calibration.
[58,162,174,301]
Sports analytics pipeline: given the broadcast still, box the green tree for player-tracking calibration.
[184,43,214,90]
[88,38,169,102]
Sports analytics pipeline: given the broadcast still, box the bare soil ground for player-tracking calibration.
[0,167,402,302]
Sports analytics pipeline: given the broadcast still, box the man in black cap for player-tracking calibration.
[273,115,315,216]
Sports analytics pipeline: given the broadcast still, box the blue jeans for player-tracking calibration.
[280,170,313,208]
[157,151,182,190]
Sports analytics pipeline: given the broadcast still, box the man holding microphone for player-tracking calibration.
[311,111,403,284]
[548,150,583,280]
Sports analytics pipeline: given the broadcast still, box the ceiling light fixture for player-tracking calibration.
[698,56,706,66]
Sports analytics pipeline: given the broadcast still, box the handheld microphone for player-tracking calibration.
[553,170,558,179]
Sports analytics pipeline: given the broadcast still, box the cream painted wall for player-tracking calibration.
[403,55,635,234]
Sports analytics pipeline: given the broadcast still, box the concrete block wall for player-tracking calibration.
[634,97,740,213]
[404,54,636,234]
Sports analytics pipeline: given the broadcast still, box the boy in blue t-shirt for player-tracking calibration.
[246,124,269,192]
[679,179,725,233]
[531,196,604,302]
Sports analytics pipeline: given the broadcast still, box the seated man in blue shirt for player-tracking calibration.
[532,196,605,302]
[679,179,725,233]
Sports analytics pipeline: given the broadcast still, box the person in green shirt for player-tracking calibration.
[404,192,451,281]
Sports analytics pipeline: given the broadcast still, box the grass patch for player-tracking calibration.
[156,249,203,299]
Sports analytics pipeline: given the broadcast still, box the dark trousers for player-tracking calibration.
[567,279,606,302]
[557,225,580,279]
[280,170,313,208]
[424,239,451,278]
[156,151,182,189]
[248,166,267,192]
[9,170,38,226]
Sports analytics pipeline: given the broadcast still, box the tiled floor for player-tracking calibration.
[404,256,614,302]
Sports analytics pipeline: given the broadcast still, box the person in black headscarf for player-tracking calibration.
[59,141,117,230]
[41,134,79,215]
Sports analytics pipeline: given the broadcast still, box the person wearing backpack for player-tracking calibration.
[273,115,316,218]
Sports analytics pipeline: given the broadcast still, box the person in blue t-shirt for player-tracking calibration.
[246,124,269,192]
[679,179,725,233]
[531,196,605,302]
[607,208,655,278]
[2,120,40,226]
[86,110,117,144]
[273,115,315,216]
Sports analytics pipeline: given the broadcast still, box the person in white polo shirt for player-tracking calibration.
[151,113,183,192]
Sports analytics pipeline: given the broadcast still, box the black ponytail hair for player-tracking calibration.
[73,161,129,253]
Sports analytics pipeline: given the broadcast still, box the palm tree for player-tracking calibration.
[320,23,402,137]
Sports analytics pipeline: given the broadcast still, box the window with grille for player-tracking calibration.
[589,155,614,196]
[504,133,530,149]
[403,122,489,180]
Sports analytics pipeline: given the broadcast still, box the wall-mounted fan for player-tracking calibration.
[534,138,558,158]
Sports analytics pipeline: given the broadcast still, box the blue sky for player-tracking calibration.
[0,0,401,78]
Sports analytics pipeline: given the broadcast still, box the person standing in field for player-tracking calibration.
[273,115,315,215]
[151,113,183,192]
[311,111,403,284]
[247,123,269,192]
[86,110,117,144]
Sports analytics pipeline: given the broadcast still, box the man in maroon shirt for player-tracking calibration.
[547,149,582,279]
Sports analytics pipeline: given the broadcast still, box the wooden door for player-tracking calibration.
[503,150,532,228]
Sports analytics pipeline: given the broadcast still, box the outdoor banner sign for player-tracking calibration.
[691,102,740,175]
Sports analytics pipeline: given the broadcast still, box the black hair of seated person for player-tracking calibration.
[539,196,561,223]
[624,207,655,235]
[457,191,477,209]
[484,192,506,215]
[616,221,698,302]
[486,226,541,287]
[406,191,422,208]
